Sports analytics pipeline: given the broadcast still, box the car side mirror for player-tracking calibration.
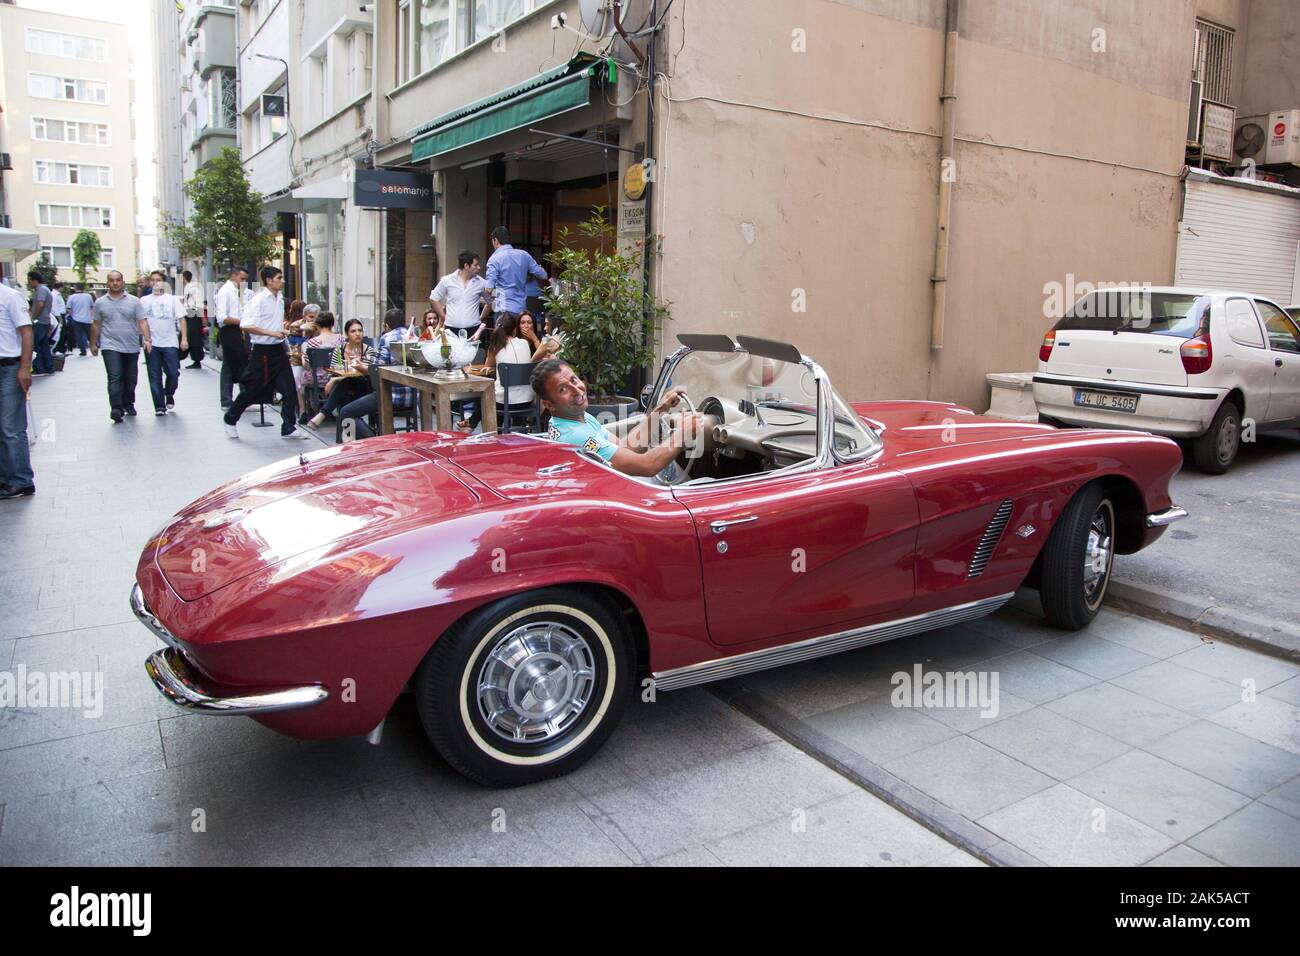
[640,384,654,410]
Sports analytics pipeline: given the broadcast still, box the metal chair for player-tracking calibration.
[496,362,542,434]
[302,347,334,416]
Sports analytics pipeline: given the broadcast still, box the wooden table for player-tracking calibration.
[377,366,497,436]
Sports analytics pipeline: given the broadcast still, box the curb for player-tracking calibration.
[709,682,1045,868]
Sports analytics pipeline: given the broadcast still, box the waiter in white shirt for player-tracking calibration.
[214,266,250,408]
[222,266,309,440]
[429,250,491,342]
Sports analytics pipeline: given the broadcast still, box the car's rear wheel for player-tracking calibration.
[1039,484,1115,630]
[1190,401,1240,474]
[416,588,632,787]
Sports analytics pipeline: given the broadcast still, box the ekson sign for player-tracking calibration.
[354,170,436,210]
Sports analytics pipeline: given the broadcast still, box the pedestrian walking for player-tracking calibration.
[0,279,35,498]
[66,284,94,355]
[180,269,205,368]
[222,266,309,440]
[26,271,54,375]
[214,266,250,408]
[89,269,148,423]
[141,270,187,416]
[484,227,548,328]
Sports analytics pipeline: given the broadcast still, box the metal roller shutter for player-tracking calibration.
[1175,172,1300,304]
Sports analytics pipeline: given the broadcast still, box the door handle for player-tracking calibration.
[1276,358,1284,368]
[710,516,758,534]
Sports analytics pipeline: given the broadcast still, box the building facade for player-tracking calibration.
[0,3,140,283]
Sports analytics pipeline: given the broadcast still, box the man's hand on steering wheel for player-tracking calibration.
[653,386,691,416]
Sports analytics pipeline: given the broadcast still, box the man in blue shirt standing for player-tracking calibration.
[531,358,702,479]
[484,227,548,327]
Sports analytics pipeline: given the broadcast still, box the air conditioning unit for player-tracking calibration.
[1233,114,1268,165]
[1263,109,1300,166]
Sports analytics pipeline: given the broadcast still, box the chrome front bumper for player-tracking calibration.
[1145,506,1189,528]
[131,583,329,716]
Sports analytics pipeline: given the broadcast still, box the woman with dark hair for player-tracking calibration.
[417,309,441,340]
[457,312,541,432]
[305,318,376,430]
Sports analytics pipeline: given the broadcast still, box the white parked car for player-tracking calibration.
[1033,287,1300,473]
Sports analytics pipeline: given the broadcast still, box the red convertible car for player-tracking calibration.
[132,335,1186,786]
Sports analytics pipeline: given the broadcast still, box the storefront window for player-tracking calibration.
[303,209,333,310]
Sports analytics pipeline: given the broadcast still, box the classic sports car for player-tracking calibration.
[132,335,1187,787]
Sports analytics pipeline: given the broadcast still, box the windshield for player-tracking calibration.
[1055,291,1209,338]
[658,350,878,459]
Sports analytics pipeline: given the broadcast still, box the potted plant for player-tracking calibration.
[542,209,668,421]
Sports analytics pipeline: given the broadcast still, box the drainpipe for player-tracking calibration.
[930,0,959,351]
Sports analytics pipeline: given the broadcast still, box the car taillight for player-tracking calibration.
[1180,334,1212,375]
[1039,329,1056,363]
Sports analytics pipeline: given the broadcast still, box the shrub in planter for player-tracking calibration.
[542,210,669,416]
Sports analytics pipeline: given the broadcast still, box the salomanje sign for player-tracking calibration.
[354,169,436,210]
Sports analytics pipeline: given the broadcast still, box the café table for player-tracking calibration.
[377,366,497,436]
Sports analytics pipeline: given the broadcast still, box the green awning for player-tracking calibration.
[410,55,613,163]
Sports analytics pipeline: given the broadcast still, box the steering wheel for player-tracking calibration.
[659,390,706,484]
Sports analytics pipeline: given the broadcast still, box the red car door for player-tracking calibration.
[674,463,919,647]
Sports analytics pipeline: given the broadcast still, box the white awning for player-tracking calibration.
[291,175,347,202]
[0,227,40,256]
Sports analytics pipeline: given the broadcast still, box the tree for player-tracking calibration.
[542,210,669,403]
[28,250,57,285]
[71,230,103,284]
[165,146,276,273]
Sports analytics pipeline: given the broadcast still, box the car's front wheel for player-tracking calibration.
[1039,484,1115,630]
[416,588,632,787]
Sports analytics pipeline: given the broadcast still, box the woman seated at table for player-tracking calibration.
[305,319,376,430]
[457,311,550,432]
[416,310,442,341]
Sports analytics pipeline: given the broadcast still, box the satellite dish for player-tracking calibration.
[1235,122,1265,158]
[577,0,616,36]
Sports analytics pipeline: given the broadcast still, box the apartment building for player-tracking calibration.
[152,0,239,292]
[0,3,139,283]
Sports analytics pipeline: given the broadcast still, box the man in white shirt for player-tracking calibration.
[140,270,188,416]
[0,280,34,498]
[430,250,491,342]
[50,281,68,355]
[66,284,94,356]
[180,269,205,368]
[223,266,309,440]
[214,266,250,408]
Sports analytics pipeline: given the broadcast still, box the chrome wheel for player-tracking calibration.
[1216,412,1239,465]
[476,621,596,744]
[1082,503,1114,609]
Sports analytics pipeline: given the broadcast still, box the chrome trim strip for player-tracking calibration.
[130,582,183,651]
[145,646,329,716]
[1032,374,1220,401]
[652,593,1014,692]
[1145,505,1188,527]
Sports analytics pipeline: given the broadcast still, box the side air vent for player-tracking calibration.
[968,499,1014,579]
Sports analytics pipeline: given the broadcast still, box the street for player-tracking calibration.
[2,353,1297,866]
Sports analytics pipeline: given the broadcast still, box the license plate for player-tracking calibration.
[1073,389,1138,413]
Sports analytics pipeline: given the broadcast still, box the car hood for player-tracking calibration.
[153,443,484,600]
[420,431,621,501]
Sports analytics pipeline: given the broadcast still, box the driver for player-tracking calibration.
[530,358,704,478]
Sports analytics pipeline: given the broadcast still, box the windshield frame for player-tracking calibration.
[649,340,882,480]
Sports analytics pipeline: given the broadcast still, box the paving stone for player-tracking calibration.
[1259,775,1300,820]
[922,688,1035,733]
[1110,660,1247,718]
[1186,802,1300,867]
[974,649,1098,705]
[883,735,1054,819]
[970,706,1132,780]
[1084,612,1207,659]
[1044,682,1195,747]
[1142,845,1224,867]
[1168,642,1300,691]
[705,790,963,867]
[1208,696,1300,756]
[1068,750,1251,842]
[1028,634,1158,680]
[1264,675,1300,707]
[0,721,166,803]
[804,694,958,764]
[648,845,726,866]
[979,784,1175,866]
[1144,721,1300,797]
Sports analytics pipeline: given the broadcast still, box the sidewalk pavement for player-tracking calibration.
[0,352,978,866]
[1109,429,1300,661]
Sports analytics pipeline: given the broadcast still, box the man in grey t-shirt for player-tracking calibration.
[26,271,54,375]
[90,270,149,423]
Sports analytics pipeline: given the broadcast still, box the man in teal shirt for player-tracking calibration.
[532,358,701,478]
